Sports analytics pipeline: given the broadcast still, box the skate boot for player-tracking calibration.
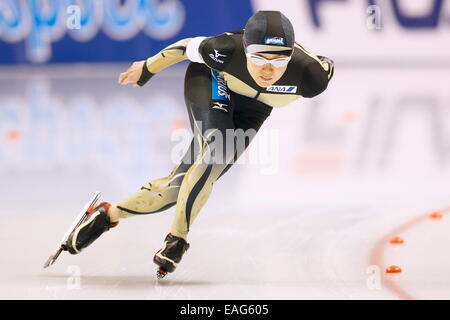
[153,233,190,278]
[64,202,118,254]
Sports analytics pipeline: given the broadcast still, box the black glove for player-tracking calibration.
[136,61,155,87]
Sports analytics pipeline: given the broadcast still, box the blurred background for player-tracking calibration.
[1,0,450,300]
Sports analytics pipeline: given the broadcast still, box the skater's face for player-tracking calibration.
[246,53,290,88]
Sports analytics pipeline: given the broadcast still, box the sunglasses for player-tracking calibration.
[245,53,291,68]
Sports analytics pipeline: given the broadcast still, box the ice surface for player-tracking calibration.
[1,64,449,299]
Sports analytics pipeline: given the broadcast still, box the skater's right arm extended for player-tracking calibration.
[118,33,237,87]
[118,38,194,87]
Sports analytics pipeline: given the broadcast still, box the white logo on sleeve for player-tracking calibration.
[212,102,229,112]
[266,85,297,93]
[209,50,227,64]
[214,50,227,58]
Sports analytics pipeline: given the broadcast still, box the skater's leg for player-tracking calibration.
[153,63,236,274]
[110,164,186,219]
[65,132,203,254]
[170,129,232,239]
[169,96,273,238]
[154,64,273,275]
[170,63,237,239]
[154,101,234,273]
[65,164,184,254]
[107,120,205,221]
[65,136,203,254]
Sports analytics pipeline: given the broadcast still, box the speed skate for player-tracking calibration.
[43,192,101,268]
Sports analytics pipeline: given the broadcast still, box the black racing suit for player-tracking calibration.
[115,30,334,238]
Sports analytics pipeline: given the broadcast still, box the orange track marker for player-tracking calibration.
[386,265,402,274]
[429,212,443,219]
[389,237,404,245]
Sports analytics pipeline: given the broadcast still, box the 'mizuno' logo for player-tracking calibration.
[266,86,297,93]
[214,50,226,58]
[209,50,227,63]
[264,37,285,45]
[212,102,229,112]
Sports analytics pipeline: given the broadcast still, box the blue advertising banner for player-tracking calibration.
[0,0,254,64]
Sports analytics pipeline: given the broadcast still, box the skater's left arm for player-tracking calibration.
[299,56,334,98]
[293,42,334,98]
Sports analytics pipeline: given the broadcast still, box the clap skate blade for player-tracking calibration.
[43,192,101,268]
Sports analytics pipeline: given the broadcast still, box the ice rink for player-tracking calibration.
[1,63,450,300]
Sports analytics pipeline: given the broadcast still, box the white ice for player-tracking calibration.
[1,64,449,299]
